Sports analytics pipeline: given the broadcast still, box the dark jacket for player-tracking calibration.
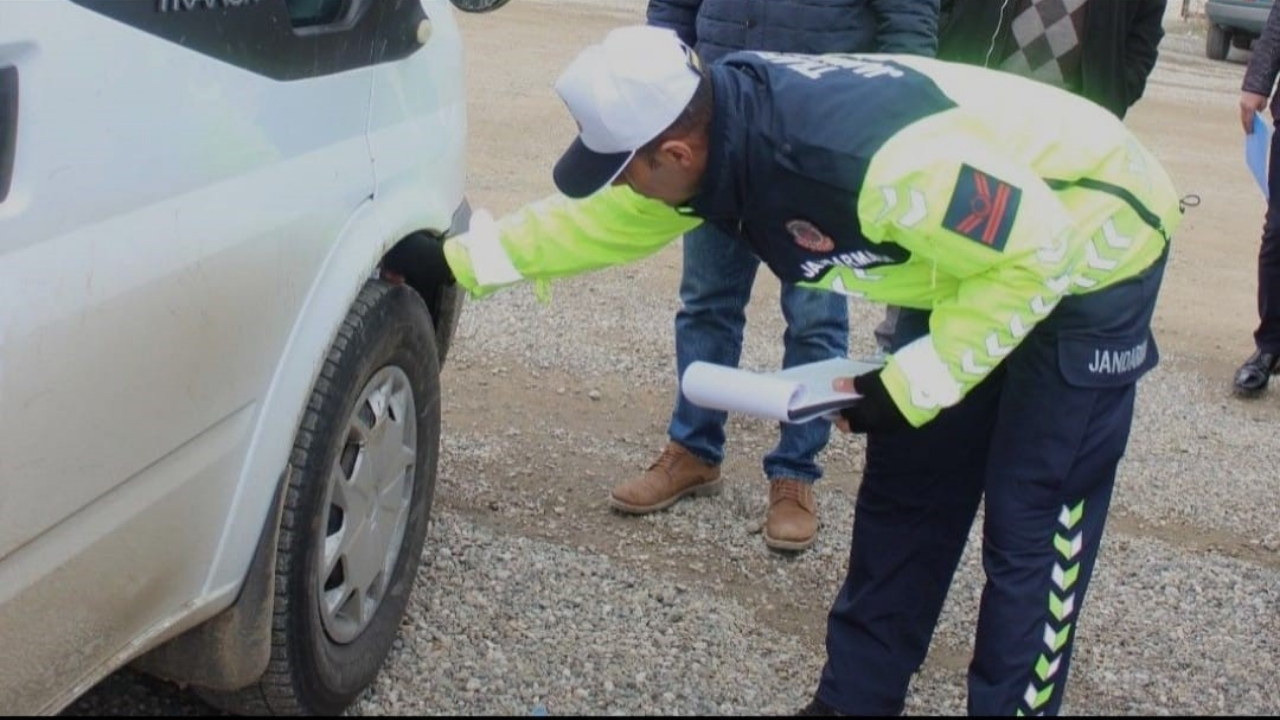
[1243,1,1280,120]
[936,0,1166,119]
[646,0,938,64]
[688,55,936,282]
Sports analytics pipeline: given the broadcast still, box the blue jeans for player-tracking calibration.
[669,223,849,482]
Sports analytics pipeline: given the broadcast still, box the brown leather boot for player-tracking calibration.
[609,441,722,514]
[764,479,818,551]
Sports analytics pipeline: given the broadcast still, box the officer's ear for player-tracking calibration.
[656,138,701,170]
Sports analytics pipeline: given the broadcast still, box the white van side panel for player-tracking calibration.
[368,0,468,239]
[0,1,374,711]
[202,0,468,593]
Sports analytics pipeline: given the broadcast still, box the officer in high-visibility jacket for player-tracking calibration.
[428,25,1182,715]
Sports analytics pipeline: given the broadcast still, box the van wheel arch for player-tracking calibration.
[199,280,441,715]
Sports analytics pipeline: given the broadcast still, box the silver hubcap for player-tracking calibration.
[317,366,417,645]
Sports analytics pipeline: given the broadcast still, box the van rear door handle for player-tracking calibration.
[0,66,17,204]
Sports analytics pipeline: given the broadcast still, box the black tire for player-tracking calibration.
[1207,24,1230,61]
[450,0,514,12]
[202,280,440,716]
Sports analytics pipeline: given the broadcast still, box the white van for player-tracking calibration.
[0,0,508,714]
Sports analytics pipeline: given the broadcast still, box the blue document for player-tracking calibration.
[1247,111,1271,199]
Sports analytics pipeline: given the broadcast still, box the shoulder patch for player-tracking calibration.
[942,164,1021,252]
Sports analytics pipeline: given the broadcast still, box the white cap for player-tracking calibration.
[552,25,702,198]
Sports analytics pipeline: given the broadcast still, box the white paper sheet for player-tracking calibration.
[681,357,883,424]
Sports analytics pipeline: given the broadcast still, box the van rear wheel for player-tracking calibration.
[1206,23,1230,60]
[201,281,440,716]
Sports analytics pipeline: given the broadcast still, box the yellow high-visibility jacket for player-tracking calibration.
[445,53,1182,427]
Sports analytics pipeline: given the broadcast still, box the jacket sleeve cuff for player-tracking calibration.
[443,209,524,298]
[1243,80,1275,96]
[880,335,964,427]
[444,239,496,299]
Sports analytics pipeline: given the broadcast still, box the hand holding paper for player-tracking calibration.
[680,357,881,424]
[833,369,912,434]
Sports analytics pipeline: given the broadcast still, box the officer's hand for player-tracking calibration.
[380,232,455,289]
[1241,91,1268,134]
[833,370,912,435]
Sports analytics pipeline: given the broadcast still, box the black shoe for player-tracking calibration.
[1233,350,1279,397]
[797,698,846,717]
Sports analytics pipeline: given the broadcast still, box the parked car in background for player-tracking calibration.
[1206,0,1276,60]
[0,0,507,714]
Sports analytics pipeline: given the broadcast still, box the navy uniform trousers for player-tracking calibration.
[817,253,1168,716]
[1255,123,1280,354]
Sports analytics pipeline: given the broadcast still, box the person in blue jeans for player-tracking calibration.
[607,0,938,552]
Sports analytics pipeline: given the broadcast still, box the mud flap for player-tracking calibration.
[130,472,289,691]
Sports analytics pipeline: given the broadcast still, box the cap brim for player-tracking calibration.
[553,137,635,199]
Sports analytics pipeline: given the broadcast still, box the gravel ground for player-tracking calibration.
[66,4,1279,717]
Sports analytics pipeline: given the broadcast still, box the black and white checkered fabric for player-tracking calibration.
[1000,0,1088,90]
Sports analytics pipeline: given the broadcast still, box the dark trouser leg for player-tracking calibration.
[964,262,1160,716]
[815,374,1001,715]
[873,305,902,353]
[969,376,1134,715]
[1257,126,1280,351]
[966,254,1165,715]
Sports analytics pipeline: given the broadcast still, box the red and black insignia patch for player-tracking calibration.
[786,219,836,253]
[942,164,1021,252]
